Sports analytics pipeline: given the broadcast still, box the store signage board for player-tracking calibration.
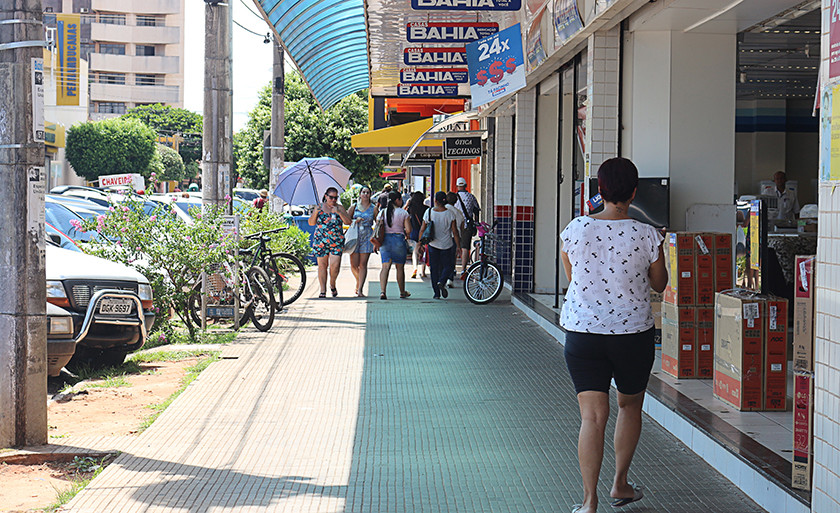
[397,83,460,97]
[99,173,145,190]
[527,6,548,71]
[404,47,468,66]
[831,0,840,79]
[466,23,527,108]
[555,0,584,44]
[401,68,469,84]
[444,136,482,159]
[56,13,80,106]
[820,85,833,181]
[406,22,498,43]
[411,0,521,10]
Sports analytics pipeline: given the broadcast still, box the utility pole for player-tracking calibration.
[202,0,233,212]
[0,0,47,447]
[269,41,285,214]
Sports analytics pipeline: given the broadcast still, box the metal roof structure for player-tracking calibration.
[253,0,369,109]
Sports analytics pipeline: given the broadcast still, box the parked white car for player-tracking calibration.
[46,241,155,369]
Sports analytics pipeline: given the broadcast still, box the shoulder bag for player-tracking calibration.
[419,210,435,245]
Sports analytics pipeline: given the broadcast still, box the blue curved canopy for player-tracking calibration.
[255,0,369,110]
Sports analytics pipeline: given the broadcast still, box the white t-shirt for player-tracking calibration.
[423,207,457,250]
[445,204,465,231]
[560,217,663,334]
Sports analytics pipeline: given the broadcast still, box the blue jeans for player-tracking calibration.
[428,245,455,297]
[380,233,407,264]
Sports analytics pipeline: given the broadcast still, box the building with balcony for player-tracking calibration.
[43,0,185,119]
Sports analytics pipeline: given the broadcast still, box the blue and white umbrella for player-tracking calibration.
[272,157,352,205]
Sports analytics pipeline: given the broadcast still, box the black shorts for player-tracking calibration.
[564,327,655,395]
[459,226,474,249]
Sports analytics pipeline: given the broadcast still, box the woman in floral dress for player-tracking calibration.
[308,186,351,298]
[348,186,375,297]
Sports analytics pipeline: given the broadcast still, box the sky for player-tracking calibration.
[183,1,281,132]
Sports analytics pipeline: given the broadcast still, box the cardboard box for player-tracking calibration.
[792,371,814,490]
[661,302,696,378]
[793,255,816,372]
[694,233,715,305]
[763,298,788,411]
[696,307,714,378]
[713,292,763,410]
[713,233,733,292]
[665,233,696,305]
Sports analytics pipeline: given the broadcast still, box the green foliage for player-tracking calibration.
[340,187,360,210]
[155,143,186,181]
[233,71,388,191]
[65,118,157,181]
[239,210,311,261]
[122,104,203,164]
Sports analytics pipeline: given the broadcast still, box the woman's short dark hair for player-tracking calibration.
[445,192,458,205]
[323,186,339,202]
[435,191,448,205]
[597,157,638,204]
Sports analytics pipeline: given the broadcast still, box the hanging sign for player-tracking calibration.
[56,13,80,106]
[554,0,584,44]
[99,173,146,190]
[32,58,45,142]
[411,0,521,10]
[397,84,460,97]
[401,68,469,84]
[407,22,498,43]
[444,136,482,159]
[466,23,526,108]
[404,47,468,66]
[526,6,548,71]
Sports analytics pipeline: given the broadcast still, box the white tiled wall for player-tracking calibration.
[514,88,537,207]
[495,114,514,206]
[586,27,620,174]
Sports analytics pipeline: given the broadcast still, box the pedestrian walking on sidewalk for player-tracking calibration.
[559,157,668,513]
[445,192,465,285]
[377,191,412,300]
[419,191,460,299]
[407,191,429,279]
[309,186,352,298]
[348,185,375,297]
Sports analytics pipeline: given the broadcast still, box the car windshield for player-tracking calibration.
[46,222,82,252]
[235,190,259,201]
[44,202,102,243]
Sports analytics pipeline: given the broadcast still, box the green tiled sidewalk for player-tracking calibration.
[64,260,765,512]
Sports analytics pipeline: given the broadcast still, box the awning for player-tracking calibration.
[351,118,443,155]
[255,0,368,110]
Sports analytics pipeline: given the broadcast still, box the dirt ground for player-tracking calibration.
[0,357,202,513]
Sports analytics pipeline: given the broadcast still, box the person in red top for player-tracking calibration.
[253,189,268,211]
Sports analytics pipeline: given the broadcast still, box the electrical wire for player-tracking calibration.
[232,17,267,39]
[239,0,265,21]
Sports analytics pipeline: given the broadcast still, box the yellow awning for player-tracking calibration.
[351,118,442,155]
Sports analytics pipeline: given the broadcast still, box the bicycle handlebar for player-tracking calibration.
[243,226,288,240]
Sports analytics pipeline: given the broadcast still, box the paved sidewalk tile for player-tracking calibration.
[62,258,767,513]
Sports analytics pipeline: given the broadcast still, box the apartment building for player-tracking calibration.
[43,0,185,120]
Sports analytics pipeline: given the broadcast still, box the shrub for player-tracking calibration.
[239,209,311,261]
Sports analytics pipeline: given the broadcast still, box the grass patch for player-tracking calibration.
[137,353,219,433]
[129,349,220,364]
[85,375,131,389]
[59,361,144,393]
[43,455,113,512]
[144,326,237,350]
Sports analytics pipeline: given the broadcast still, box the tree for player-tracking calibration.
[234,71,387,190]
[154,143,186,181]
[66,118,157,181]
[122,104,203,165]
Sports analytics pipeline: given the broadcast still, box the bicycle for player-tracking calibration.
[463,221,504,305]
[187,260,276,331]
[241,227,307,307]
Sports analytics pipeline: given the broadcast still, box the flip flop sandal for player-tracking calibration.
[331,287,338,297]
[571,505,584,513]
[611,483,644,508]
[400,291,411,299]
[380,293,387,300]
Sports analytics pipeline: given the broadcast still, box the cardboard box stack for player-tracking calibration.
[792,255,815,490]
[662,232,733,379]
[712,290,788,412]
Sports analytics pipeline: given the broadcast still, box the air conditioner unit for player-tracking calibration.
[44,7,53,12]
[80,7,89,13]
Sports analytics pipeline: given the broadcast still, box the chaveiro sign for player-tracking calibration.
[411,0,521,10]
[404,47,468,66]
[401,68,469,84]
[466,23,526,108]
[407,22,498,43]
[444,136,482,159]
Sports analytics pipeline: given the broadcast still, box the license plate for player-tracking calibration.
[99,298,133,315]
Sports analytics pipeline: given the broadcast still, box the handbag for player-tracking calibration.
[343,222,359,254]
[419,219,434,245]
[370,216,385,252]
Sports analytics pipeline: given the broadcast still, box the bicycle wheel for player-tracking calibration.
[245,266,275,331]
[261,257,285,311]
[272,252,307,306]
[463,260,504,305]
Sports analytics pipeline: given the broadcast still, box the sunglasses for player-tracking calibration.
[326,195,339,200]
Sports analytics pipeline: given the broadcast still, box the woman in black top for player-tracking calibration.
[407,191,429,279]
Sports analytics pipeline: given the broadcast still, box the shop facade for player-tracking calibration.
[476,1,834,512]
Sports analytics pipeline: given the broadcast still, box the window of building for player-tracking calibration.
[98,73,126,85]
[136,45,156,57]
[80,42,95,57]
[98,13,126,25]
[97,102,126,114]
[135,74,162,86]
[98,43,125,55]
[136,15,163,27]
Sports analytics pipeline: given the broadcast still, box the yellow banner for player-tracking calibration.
[831,83,840,180]
[56,14,81,106]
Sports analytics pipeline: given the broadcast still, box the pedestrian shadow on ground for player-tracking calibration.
[116,454,346,512]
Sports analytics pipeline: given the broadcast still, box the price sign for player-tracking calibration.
[466,23,526,108]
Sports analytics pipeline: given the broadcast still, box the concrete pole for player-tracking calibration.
[0,0,47,448]
[269,41,285,214]
[202,0,233,212]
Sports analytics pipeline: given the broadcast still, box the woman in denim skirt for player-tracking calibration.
[377,191,412,300]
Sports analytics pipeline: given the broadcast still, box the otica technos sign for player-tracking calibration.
[407,22,498,43]
[56,13,80,106]
[411,0,521,10]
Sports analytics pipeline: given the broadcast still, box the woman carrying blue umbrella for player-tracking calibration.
[308,187,352,298]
